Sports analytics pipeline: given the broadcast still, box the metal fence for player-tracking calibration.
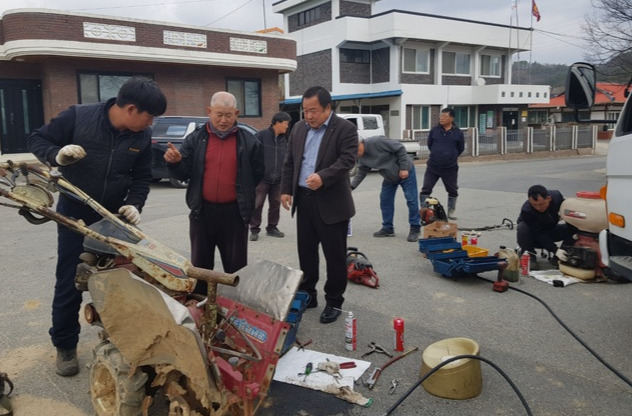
[406,125,598,158]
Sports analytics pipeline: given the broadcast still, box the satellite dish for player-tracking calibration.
[475,77,487,86]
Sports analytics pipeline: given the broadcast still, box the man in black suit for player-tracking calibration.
[281,86,357,324]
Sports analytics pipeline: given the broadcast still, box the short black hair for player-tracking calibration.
[116,77,167,116]
[302,86,331,109]
[528,185,549,200]
[271,111,291,125]
[441,107,455,118]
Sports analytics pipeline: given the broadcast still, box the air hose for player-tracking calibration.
[381,354,532,416]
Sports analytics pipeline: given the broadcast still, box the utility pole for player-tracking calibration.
[262,0,267,29]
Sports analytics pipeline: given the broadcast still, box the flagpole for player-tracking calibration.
[529,0,534,84]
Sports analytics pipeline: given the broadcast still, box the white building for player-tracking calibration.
[273,0,549,139]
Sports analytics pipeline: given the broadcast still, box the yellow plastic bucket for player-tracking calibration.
[419,338,482,399]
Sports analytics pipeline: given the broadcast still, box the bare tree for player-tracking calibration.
[583,0,632,77]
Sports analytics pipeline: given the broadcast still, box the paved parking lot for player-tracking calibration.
[2,151,631,416]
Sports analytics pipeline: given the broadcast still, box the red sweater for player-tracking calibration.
[202,127,237,203]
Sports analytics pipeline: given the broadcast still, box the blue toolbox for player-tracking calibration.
[419,237,505,278]
[282,291,310,354]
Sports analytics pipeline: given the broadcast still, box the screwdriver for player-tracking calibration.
[302,362,313,381]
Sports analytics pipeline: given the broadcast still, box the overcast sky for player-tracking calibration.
[2,0,592,64]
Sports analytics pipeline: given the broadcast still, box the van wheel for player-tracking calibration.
[90,342,147,416]
[169,177,189,188]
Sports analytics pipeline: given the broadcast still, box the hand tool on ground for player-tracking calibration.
[388,379,399,395]
[296,338,312,352]
[361,342,393,359]
[365,346,419,389]
[298,362,313,381]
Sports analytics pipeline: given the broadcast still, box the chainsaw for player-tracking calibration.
[346,247,379,288]
[419,197,448,226]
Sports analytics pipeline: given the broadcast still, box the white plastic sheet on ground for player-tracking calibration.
[273,347,372,404]
[529,269,584,286]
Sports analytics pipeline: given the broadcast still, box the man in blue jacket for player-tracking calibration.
[27,77,167,377]
[419,108,465,220]
[351,136,421,242]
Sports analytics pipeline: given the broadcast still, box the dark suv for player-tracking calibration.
[151,116,258,188]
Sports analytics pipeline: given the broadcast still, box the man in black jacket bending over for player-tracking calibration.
[517,185,577,270]
[165,91,264,294]
[28,77,167,376]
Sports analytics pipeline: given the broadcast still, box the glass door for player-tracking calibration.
[0,80,44,154]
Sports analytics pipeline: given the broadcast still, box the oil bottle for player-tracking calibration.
[498,246,519,282]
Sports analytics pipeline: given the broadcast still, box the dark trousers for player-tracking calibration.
[421,164,459,198]
[51,196,101,350]
[517,221,577,254]
[250,182,281,233]
[295,189,348,309]
[190,201,248,294]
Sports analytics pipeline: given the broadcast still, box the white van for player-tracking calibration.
[566,63,632,281]
[338,114,420,158]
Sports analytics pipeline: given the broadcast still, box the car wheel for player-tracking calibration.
[90,342,147,416]
[169,177,189,188]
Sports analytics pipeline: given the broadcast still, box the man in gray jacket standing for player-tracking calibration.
[351,136,421,242]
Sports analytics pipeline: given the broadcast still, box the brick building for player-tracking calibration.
[0,9,296,154]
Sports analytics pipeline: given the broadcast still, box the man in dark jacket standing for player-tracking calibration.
[351,136,421,242]
[419,108,465,220]
[249,111,291,241]
[165,91,264,295]
[281,86,357,324]
[27,77,167,377]
[517,185,576,270]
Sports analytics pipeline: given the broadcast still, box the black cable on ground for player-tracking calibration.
[478,275,632,388]
[381,354,533,416]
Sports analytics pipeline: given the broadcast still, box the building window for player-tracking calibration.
[227,78,261,117]
[528,110,549,124]
[78,73,150,103]
[403,48,429,73]
[298,6,321,26]
[340,48,370,64]
[480,55,501,77]
[411,105,430,130]
[442,52,470,75]
[607,112,620,122]
[453,106,476,128]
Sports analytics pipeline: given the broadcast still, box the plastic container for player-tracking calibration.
[497,246,519,282]
[420,337,482,400]
[560,191,607,233]
[282,291,310,354]
[463,245,489,257]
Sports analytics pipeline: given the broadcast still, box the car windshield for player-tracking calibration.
[153,124,189,137]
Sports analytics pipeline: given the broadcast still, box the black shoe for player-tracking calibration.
[56,347,79,377]
[266,227,285,238]
[319,306,341,324]
[250,231,259,241]
[530,254,540,271]
[407,227,421,242]
[373,228,395,238]
[306,295,318,309]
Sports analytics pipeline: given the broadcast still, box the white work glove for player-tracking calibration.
[118,205,140,225]
[555,248,568,262]
[55,145,86,166]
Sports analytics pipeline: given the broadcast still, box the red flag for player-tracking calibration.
[532,0,541,22]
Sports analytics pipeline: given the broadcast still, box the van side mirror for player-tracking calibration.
[565,62,596,110]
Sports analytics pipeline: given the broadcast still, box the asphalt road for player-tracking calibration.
[2,153,632,416]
